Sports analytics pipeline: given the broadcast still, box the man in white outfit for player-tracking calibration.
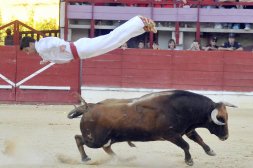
[20,16,157,64]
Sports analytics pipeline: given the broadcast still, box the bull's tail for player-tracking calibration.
[67,111,83,119]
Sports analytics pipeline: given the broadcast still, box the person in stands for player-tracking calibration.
[218,33,243,51]
[4,28,14,46]
[203,36,219,51]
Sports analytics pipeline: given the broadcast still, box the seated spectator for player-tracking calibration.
[4,28,14,46]
[188,40,201,50]
[202,0,216,8]
[120,42,128,50]
[180,0,191,8]
[163,0,174,8]
[240,0,253,30]
[217,0,239,29]
[152,42,160,50]
[137,0,149,7]
[154,0,162,8]
[138,41,145,49]
[203,36,219,51]
[168,39,177,50]
[218,33,243,51]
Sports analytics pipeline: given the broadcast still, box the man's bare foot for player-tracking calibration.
[139,16,157,33]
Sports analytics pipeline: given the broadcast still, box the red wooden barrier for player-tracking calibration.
[1,47,253,104]
[82,49,253,92]
[0,47,80,104]
[0,46,16,102]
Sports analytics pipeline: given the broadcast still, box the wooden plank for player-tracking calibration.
[83,67,122,76]
[224,79,253,87]
[173,51,223,64]
[122,61,170,70]
[224,64,253,73]
[173,64,223,72]
[83,75,121,84]
[224,72,253,80]
[122,74,171,83]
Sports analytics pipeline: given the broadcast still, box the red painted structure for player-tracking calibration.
[83,49,253,92]
[0,21,79,104]
[0,46,80,104]
[1,46,253,104]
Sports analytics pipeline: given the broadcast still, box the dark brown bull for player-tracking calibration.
[68,90,236,166]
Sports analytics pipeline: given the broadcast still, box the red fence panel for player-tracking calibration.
[14,50,80,104]
[223,51,253,91]
[82,49,253,92]
[0,46,16,102]
[0,46,80,104]
[172,51,224,90]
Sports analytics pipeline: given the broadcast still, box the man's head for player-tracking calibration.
[138,41,145,49]
[168,39,176,49]
[20,36,36,54]
[228,33,235,44]
[6,29,12,35]
[210,36,217,46]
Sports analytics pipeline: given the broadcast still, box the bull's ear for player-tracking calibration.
[221,102,238,108]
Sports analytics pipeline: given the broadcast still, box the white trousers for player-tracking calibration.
[74,16,145,59]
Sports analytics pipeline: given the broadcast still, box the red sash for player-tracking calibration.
[70,42,80,60]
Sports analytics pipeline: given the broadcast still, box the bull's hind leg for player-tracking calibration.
[166,135,193,166]
[75,135,91,162]
[186,130,216,156]
[127,141,136,147]
[103,145,116,156]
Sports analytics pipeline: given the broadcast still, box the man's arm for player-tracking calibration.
[36,37,67,53]
[218,47,233,51]
[235,47,243,51]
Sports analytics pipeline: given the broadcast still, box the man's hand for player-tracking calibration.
[40,60,49,65]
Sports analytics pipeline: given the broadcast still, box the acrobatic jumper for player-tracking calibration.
[20,16,157,64]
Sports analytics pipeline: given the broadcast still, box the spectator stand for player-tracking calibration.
[61,0,253,49]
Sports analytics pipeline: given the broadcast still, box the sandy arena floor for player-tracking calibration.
[0,104,252,168]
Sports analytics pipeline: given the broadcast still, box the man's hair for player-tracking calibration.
[20,36,35,50]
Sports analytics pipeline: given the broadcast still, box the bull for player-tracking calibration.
[68,90,236,166]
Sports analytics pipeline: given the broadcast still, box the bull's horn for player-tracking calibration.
[211,109,225,125]
[222,102,238,108]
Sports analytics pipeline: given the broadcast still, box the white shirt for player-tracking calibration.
[35,37,73,64]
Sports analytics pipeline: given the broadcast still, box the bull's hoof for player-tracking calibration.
[82,156,91,162]
[185,159,194,166]
[206,149,216,156]
[127,141,136,147]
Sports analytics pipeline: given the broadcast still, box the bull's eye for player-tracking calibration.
[217,117,225,123]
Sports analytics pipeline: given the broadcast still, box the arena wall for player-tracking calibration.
[0,46,80,104]
[80,49,253,108]
[1,46,253,107]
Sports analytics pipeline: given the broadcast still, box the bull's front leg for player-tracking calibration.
[75,135,91,162]
[166,135,193,166]
[186,130,216,156]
